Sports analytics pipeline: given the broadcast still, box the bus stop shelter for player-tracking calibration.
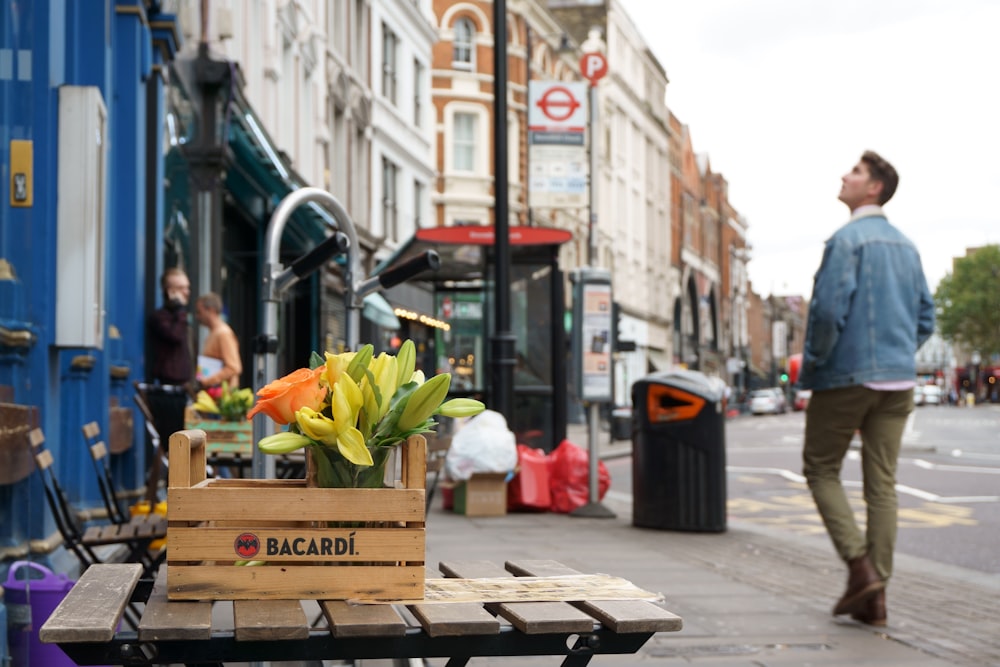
[374,225,573,451]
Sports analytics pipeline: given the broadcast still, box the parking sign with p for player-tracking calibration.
[579,52,608,86]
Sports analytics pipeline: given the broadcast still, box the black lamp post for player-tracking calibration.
[491,0,515,426]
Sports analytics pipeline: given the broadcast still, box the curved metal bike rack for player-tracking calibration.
[252,187,439,478]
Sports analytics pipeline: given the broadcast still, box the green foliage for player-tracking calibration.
[219,386,255,421]
[935,244,1000,357]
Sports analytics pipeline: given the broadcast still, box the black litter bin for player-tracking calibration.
[631,370,726,532]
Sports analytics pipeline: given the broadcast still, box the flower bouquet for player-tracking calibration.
[192,385,256,421]
[249,339,484,488]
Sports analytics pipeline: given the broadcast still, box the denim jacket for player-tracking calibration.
[799,207,935,391]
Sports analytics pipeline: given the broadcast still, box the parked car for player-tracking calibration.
[750,388,787,415]
[921,385,942,405]
[794,389,812,411]
[913,385,924,406]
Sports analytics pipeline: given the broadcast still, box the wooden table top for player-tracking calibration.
[40,560,682,666]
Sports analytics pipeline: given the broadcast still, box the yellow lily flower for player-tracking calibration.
[257,431,313,454]
[332,373,364,433]
[369,352,398,420]
[322,350,353,389]
[295,407,338,446]
[335,425,373,466]
[328,373,374,465]
[438,397,486,418]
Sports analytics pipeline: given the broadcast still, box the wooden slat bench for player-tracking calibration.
[41,560,681,666]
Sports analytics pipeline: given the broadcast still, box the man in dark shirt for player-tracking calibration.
[149,268,193,385]
[145,268,193,441]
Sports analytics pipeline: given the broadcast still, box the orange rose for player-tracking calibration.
[246,366,327,424]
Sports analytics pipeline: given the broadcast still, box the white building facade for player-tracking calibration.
[370,0,438,257]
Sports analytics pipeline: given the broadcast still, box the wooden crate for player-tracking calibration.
[166,429,426,601]
[184,412,254,455]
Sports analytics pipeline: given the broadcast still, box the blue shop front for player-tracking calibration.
[0,2,184,581]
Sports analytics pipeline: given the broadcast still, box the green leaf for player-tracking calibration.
[395,339,416,389]
[309,351,325,370]
[347,345,374,383]
[398,373,451,431]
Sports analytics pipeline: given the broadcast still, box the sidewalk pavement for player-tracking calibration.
[421,422,1000,666]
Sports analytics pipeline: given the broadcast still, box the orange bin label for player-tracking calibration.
[646,385,705,423]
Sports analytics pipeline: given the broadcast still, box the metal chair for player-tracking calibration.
[133,381,176,504]
[29,428,165,580]
[80,421,131,525]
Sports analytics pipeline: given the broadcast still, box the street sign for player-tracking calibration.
[535,85,582,123]
[528,81,587,131]
[528,81,588,208]
[579,52,608,85]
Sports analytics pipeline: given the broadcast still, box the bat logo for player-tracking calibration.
[234,533,260,558]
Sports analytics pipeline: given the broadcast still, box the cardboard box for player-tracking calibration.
[453,473,508,517]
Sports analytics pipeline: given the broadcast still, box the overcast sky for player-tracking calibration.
[617,0,1000,299]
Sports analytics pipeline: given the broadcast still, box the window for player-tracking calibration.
[453,112,476,171]
[329,2,347,54]
[453,17,475,70]
[382,157,399,239]
[382,23,398,104]
[414,180,424,229]
[413,59,423,127]
[352,0,367,67]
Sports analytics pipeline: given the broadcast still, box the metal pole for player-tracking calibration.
[571,77,614,519]
[491,0,515,426]
[252,188,360,479]
[587,82,600,502]
[587,84,598,267]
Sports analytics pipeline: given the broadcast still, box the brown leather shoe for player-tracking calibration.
[833,554,885,616]
[851,588,887,626]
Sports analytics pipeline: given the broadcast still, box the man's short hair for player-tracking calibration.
[160,267,187,291]
[861,150,899,205]
[197,292,223,313]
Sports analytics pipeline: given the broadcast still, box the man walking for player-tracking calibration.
[799,151,935,626]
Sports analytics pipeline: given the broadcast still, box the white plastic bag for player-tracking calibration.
[445,410,518,481]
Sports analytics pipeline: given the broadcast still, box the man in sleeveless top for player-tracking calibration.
[193,292,243,394]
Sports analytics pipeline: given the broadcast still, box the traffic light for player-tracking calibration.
[611,301,637,352]
[779,371,789,384]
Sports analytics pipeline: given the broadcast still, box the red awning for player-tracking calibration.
[415,225,573,246]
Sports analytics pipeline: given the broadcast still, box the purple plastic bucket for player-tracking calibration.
[4,561,76,667]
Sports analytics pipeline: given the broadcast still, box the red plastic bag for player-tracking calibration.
[547,439,611,513]
[508,444,551,512]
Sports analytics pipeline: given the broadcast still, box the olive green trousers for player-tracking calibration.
[803,385,913,580]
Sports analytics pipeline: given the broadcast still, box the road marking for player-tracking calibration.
[948,449,1000,463]
[727,465,999,504]
[606,486,984,533]
[914,458,1000,474]
[729,466,805,483]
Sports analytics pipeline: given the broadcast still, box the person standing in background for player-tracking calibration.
[193,292,242,394]
[799,150,935,627]
[146,267,193,440]
[148,268,193,386]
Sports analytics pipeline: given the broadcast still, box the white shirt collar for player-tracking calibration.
[850,204,884,221]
